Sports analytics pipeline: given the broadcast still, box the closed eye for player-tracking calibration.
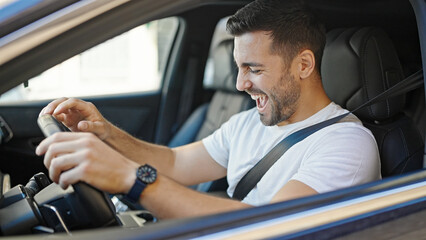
[249,68,261,74]
[238,62,264,74]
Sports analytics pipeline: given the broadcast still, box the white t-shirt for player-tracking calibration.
[202,102,381,206]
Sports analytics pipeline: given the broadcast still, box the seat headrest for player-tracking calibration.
[321,27,405,121]
[204,39,238,92]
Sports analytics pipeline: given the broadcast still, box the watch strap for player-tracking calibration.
[126,178,147,203]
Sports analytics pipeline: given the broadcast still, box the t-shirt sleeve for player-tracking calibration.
[202,115,237,168]
[291,124,381,193]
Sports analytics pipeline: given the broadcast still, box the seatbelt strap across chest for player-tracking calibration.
[232,69,423,201]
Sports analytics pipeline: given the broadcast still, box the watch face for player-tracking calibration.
[137,164,157,184]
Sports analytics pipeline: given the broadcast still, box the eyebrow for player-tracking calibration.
[240,62,265,68]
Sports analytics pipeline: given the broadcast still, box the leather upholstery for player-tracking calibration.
[168,103,209,148]
[363,115,423,176]
[195,91,254,140]
[322,27,405,121]
[205,39,239,92]
[321,27,424,177]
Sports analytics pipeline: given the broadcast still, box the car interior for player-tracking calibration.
[0,0,424,237]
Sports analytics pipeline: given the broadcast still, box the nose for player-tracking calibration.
[236,70,252,91]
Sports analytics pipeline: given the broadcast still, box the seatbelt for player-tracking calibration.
[232,69,424,201]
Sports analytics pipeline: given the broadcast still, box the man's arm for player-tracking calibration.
[106,129,227,186]
[270,180,317,203]
[137,174,317,219]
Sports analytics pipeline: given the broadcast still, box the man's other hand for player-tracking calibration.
[40,97,112,140]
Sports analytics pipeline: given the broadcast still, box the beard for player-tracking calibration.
[259,71,301,126]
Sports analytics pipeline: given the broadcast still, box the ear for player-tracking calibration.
[297,49,316,79]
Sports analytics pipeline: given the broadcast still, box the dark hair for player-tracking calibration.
[227,0,326,73]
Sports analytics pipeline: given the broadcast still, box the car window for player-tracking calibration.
[0,17,179,103]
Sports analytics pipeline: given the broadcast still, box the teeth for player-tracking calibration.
[250,94,264,101]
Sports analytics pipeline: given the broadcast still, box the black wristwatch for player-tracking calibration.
[125,164,157,202]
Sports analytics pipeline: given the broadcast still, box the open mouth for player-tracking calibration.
[251,94,269,113]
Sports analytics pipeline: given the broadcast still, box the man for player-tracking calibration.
[36,0,381,219]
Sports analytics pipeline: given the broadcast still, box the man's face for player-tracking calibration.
[234,31,301,126]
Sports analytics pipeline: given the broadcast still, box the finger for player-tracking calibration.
[36,133,58,156]
[49,153,81,184]
[53,113,66,122]
[43,139,78,169]
[53,98,94,116]
[42,97,69,115]
[46,136,96,171]
[36,132,87,157]
[52,98,79,115]
[36,132,69,156]
[58,164,86,189]
[39,107,47,116]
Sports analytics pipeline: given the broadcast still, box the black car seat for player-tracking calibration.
[321,27,424,177]
[168,39,255,191]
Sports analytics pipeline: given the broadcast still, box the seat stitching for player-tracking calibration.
[371,35,391,117]
[359,29,376,119]
[397,127,410,173]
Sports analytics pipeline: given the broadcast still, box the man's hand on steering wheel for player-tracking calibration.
[36,131,137,194]
[40,97,112,140]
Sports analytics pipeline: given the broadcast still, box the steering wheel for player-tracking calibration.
[32,180,120,233]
